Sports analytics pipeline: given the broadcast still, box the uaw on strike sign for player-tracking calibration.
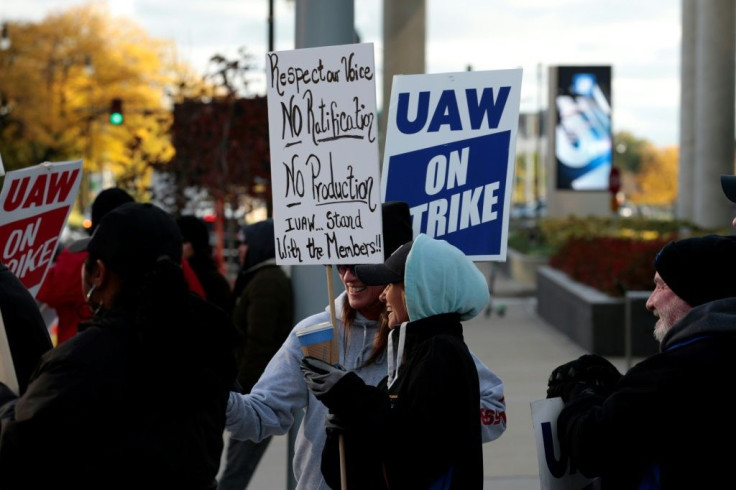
[381,69,522,260]
[0,160,82,297]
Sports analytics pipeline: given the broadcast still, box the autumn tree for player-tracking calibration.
[630,146,679,205]
[0,3,187,210]
[613,131,652,174]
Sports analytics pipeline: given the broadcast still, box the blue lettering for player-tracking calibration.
[427,90,462,132]
[466,86,510,130]
[396,91,430,134]
[541,421,567,478]
[396,86,511,134]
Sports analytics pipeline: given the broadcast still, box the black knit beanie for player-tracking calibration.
[654,234,736,306]
[90,187,134,233]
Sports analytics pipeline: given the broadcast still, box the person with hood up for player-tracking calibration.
[218,218,293,489]
[300,233,494,490]
[225,203,506,490]
[547,234,736,489]
[0,202,237,490]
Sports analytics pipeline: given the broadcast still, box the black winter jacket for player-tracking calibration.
[558,297,736,489]
[320,313,482,490]
[0,293,236,490]
[0,262,53,394]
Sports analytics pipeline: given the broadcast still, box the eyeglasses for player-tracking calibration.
[337,264,356,275]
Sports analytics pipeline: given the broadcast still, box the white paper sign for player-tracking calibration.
[265,43,383,265]
[531,397,600,490]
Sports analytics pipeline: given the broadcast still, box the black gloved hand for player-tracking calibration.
[300,356,347,400]
[579,354,622,395]
[547,354,622,401]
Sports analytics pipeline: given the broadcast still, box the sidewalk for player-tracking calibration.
[236,269,638,489]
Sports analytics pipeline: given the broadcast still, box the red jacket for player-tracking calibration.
[38,248,205,345]
[36,249,90,345]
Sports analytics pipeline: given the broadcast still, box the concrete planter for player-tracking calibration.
[498,248,549,287]
[536,266,659,357]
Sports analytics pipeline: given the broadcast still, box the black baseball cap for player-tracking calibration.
[354,240,413,285]
[68,202,182,274]
[721,175,736,203]
[381,201,412,259]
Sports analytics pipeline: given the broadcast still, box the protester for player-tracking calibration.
[177,215,232,312]
[37,188,207,345]
[547,234,736,489]
[0,261,53,395]
[301,233,492,489]
[0,202,237,489]
[225,202,507,489]
[218,218,294,489]
[37,187,134,344]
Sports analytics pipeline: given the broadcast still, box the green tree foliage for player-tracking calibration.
[613,130,652,174]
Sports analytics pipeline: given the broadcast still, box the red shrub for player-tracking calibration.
[549,236,672,296]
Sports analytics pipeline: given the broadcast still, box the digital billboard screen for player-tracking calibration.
[555,66,612,190]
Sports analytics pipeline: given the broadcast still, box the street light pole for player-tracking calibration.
[268,0,274,52]
[0,23,9,51]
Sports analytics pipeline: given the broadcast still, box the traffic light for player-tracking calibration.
[109,98,124,125]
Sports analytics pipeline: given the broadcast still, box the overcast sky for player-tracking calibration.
[2,0,681,147]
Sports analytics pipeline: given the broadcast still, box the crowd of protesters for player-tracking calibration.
[3,176,736,489]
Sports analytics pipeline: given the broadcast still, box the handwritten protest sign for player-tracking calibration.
[531,397,600,490]
[381,69,522,260]
[265,42,383,266]
[0,160,83,297]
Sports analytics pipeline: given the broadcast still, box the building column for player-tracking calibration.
[693,0,735,228]
[294,0,354,48]
[677,0,696,221]
[380,0,426,164]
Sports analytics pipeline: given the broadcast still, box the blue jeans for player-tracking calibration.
[217,437,272,490]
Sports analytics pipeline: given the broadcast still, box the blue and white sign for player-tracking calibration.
[381,69,522,260]
[531,398,599,490]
